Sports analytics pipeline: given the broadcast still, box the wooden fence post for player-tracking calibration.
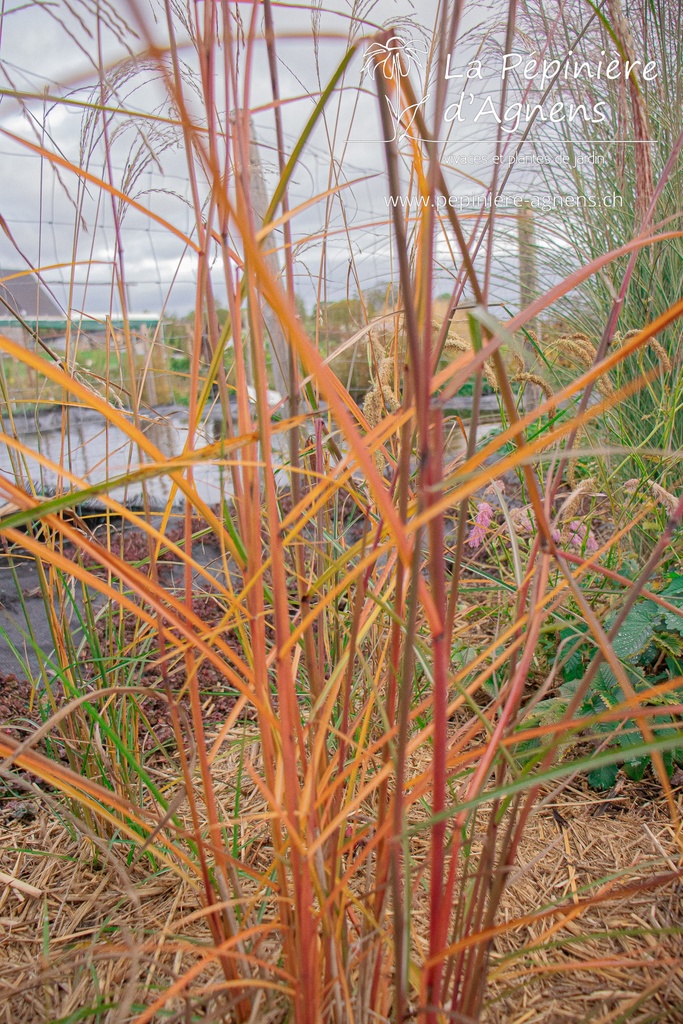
[150,324,174,406]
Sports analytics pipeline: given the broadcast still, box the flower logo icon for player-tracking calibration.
[362,36,425,81]
[385,92,430,142]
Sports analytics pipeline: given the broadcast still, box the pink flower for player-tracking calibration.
[567,521,586,546]
[467,501,495,549]
[566,520,599,553]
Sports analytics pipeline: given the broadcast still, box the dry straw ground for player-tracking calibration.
[2,757,681,1024]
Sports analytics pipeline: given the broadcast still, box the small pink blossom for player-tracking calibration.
[467,501,494,549]
[585,532,599,553]
[567,520,599,553]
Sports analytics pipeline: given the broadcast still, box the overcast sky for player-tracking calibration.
[0,0,602,319]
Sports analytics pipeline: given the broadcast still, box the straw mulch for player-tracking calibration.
[1,769,681,1023]
[0,805,212,1024]
[483,779,683,1023]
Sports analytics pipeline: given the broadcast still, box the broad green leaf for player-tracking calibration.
[587,764,619,790]
[654,630,683,657]
[612,605,657,659]
[623,757,648,781]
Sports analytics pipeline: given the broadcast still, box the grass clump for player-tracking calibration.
[0,1,682,1022]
